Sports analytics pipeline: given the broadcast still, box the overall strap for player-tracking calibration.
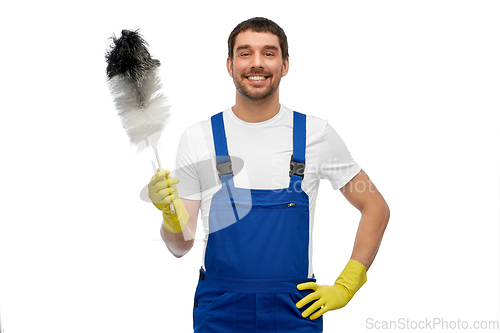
[290,111,306,187]
[211,112,239,220]
[211,112,234,185]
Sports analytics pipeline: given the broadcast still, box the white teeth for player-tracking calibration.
[247,76,266,81]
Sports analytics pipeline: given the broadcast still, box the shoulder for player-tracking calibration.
[289,108,347,148]
[177,114,218,162]
[282,105,329,132]
[182,114,215,141]
[306,114,329,133]
[287,107,331,144]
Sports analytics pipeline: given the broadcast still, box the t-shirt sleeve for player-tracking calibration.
[317,122,361,190]
[173,128,202,200]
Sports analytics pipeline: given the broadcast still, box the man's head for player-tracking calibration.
[227,18,289,103]
[228,17,289,62]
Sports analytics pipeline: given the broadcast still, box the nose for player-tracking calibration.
[250,53,264,69]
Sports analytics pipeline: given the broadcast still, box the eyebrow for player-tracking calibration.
[235,44,279,53]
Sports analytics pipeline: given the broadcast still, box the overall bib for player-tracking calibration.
[193,111,323,332]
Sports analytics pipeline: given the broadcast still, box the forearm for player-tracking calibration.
[160,198,199,258]
[160,219,195,258]
[350,203,390,270]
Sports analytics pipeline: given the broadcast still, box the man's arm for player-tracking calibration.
[296,169,389,318]
[160,198,200,258]
[340,169,390,270]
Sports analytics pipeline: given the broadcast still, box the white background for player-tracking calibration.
[1,1,499,332]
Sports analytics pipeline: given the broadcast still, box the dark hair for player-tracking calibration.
[228,17,289,61]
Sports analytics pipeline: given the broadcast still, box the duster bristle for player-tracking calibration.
[108,68,170,151]
[105,29,160,83]
[105,29,170,152]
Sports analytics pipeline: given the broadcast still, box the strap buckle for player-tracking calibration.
[289,154,305,178]
[216,158,233,180]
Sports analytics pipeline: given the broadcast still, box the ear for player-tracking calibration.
[281,57,289,77]
[226,57,233,77]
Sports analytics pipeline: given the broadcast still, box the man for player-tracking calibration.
[148,17,389,333]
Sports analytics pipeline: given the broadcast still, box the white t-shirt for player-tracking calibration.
[174,104,360,276]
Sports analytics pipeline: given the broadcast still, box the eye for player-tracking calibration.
[264,52,274,57]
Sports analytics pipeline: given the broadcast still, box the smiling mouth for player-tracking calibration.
[246,75,269,83]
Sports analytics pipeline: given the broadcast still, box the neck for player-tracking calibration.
[231,89,281,123]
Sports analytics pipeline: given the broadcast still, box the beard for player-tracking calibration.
[232,69,282,102]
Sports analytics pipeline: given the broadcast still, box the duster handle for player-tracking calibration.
[152,144,163,171]
[147,138,175,214]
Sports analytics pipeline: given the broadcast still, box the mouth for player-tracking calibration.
[245,75,269,84]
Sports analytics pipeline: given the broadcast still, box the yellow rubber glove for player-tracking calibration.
[148,169,189,234]
[296,259,367,320]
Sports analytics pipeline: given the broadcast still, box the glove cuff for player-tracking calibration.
[334,259,368,300]
[162,199,189,234]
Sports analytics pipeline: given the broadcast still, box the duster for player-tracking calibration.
[106,29,174,213]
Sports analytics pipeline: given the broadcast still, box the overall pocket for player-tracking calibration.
[274,291,324,332]
[193,287,236,331]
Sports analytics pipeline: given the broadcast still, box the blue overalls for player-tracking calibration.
[193,111,323,332]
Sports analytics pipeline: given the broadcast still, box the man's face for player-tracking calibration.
[227,30,289,102]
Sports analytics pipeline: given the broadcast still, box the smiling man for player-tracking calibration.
[148,17,390,333]
[228,28,288,112]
